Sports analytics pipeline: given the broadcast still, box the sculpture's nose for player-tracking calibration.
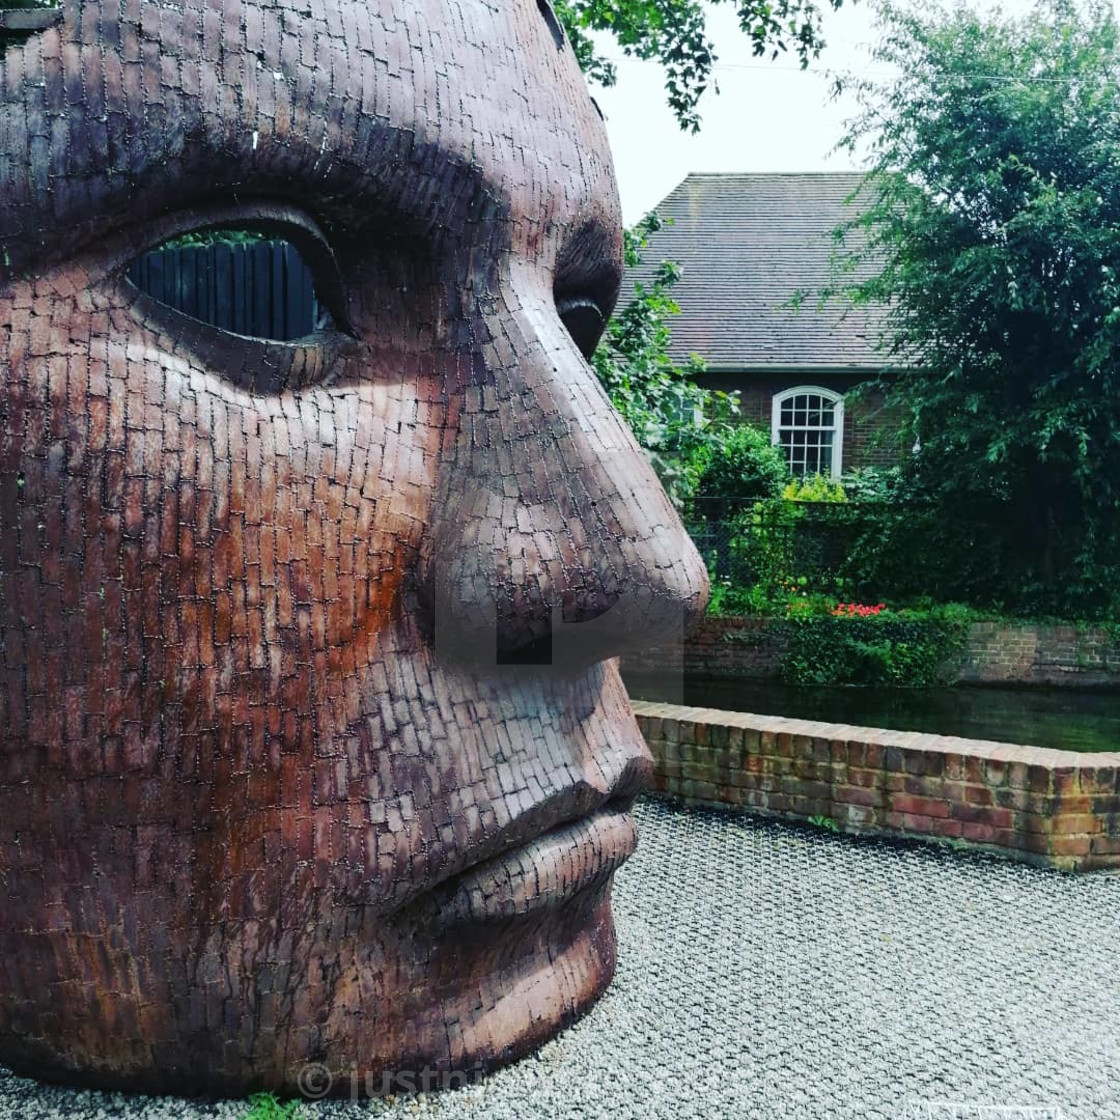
[419,286,709,671]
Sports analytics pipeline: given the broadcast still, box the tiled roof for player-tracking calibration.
[619,172,888,372]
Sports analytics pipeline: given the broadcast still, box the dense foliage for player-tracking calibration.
[592,214,741,511]
[833,0,1120,618]
[782,473,846,502]
[779,607,969,687]
[704,493,1037,617]
[693,424,789,515]
[553,0,847,131]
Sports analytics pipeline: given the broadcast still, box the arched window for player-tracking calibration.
[771,386,844,478]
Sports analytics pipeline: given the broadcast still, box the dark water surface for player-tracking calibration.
[622,673,1120,754]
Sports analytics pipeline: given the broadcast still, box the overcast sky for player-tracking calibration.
[592,0,1118,225]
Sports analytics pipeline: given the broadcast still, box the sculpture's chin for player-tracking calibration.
[323,883,621,1101]
[0,883,621,1101]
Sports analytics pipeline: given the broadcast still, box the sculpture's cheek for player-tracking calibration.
[0,275,450,821]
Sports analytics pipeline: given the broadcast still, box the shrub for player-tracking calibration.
[837,466,901,502]
[242,1094,304,1120]
[782,473,847,502]
[779,606,970,687]
[707,577,773,616]
[693,424,789,517]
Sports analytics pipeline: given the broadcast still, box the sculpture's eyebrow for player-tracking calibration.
[330,129,509,246]
[0,2,539,269]
[0,95,510,275]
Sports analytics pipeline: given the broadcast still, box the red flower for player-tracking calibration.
[833,601,888,617]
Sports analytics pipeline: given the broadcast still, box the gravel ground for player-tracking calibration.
[3,797,1118,1120]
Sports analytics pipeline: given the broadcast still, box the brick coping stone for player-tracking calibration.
[632,700,1120,872]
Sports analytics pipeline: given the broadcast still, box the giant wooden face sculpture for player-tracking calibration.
[0,0,706,1097]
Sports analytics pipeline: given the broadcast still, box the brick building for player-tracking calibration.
[621,172,901,476]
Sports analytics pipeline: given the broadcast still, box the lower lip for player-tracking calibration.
[430,803,638,925]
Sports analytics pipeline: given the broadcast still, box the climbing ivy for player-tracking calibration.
[779,610,970,687]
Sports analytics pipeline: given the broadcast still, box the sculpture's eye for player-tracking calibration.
[121,215,359,392]
[557,296,606,360]
[124,219,354,345]
[127,232,327,341]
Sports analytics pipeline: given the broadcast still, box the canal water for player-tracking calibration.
[622,673,1120,754]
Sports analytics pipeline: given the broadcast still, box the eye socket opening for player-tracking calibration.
[0,3,62,47]
[556,295,606,360]
[536,0,566,51]
[125,220,354,343]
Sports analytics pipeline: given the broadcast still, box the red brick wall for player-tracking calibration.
[960,622,1120,686]
[623,617,1120,689]
[634,701,1120,871]
[623,617,789,677]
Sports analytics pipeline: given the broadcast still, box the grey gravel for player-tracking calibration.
[3,797,1118,1120]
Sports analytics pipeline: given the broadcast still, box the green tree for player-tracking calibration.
[833,0,1120,615]
[592,213,741,511]
[552,0,848,132]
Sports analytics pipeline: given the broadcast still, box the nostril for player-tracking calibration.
[493,591,624,670]
[556,296,606,360]
[424,487,708,674]
[496,632,553,667]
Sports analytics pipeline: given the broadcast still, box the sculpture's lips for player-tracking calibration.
[429,800,638,924]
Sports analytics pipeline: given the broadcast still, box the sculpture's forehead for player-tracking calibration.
[0,0,619,267]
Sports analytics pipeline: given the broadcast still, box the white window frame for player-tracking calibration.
[770,385,845,478]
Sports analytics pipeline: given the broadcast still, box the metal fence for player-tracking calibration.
[126,239,319,341]
[687,499,866,590]
[686,493,1020,608]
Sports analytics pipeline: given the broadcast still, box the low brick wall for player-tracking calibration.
[622,617,789,678]
[634,700,1120,872]
[960,621,1120,687]
[623,617,1120,688]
